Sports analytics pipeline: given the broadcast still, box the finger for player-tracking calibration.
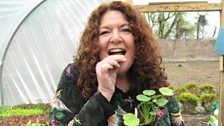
[101,63,113,70]
[109,55,126,63]
[103,58,120,68]
[96,63,110,75]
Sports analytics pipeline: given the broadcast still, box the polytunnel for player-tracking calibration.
[0,0,107,106]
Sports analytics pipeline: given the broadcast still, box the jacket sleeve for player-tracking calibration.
[48,64,115,126]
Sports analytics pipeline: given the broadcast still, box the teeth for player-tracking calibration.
[110,49,124,53]
[108,48,126,55]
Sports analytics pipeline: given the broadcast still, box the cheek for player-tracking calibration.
[98,43,108,60]
[98,37,108,49]
[99,52,107,60]
[98,37,110,60]
[129,38,136,56]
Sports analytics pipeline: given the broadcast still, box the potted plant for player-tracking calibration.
[123,87,174,126]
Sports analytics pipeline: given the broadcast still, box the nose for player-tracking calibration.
[110,29,122,43]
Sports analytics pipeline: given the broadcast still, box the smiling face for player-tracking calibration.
[98,10,136,76]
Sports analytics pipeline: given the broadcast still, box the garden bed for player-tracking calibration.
[183,113,210,126]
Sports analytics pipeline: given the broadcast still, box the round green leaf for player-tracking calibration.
[159,87,174,96]
[143,90,156,96]
[155,98,168,107]
[136,94,150,102]
[151,95,160,100]
[123,113,140,126]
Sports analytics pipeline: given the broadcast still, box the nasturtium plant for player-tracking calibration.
[123,87,174,126]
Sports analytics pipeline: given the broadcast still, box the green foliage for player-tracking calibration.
[123,87,173,126]
[21,120,47,126]
[200,93,217,112]
[174,86,187,96]
[0,104,50,125]
[183,82,198,95]
[174,82,217,96]
[143,11,212,39]
[0,105,11,114]
[177,92,199,113]
[0,108,44,118]
[174,82,199,95]
[177,92,199,106]
[174,82,218,114]
[184,82,197,89]
[12,103,50,114]
[198,83,215,94]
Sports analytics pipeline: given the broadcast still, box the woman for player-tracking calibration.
[49,1,184,126]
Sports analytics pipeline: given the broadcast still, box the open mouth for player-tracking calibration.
[108,48,126,56]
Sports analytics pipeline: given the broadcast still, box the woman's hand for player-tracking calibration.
[96,55,126,101]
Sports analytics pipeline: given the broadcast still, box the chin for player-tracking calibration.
[117,67,129,76]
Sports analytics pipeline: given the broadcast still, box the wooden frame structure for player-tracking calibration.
[132,1,224,126]
[220,1,224,126]
[135,2,222,12]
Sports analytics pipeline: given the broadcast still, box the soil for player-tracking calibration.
[182,113,210,126]
[162,61,219,91]
[162,60,219,126]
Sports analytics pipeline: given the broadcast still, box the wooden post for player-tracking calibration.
[219,1,224,126]
[219,57,224,126]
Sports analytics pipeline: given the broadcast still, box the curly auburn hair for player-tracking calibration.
[73,1,168,99]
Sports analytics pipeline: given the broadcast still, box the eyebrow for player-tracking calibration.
[100,23,130,29]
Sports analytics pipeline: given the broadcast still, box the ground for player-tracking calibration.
[163,60,219,126]
[163,61,219,90]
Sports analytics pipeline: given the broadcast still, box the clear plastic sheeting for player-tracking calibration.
[1,0,107,105]
[0,0,43,63]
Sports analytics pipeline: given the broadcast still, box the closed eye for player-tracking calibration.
[99,31,110,36]
[121,28,132,34]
